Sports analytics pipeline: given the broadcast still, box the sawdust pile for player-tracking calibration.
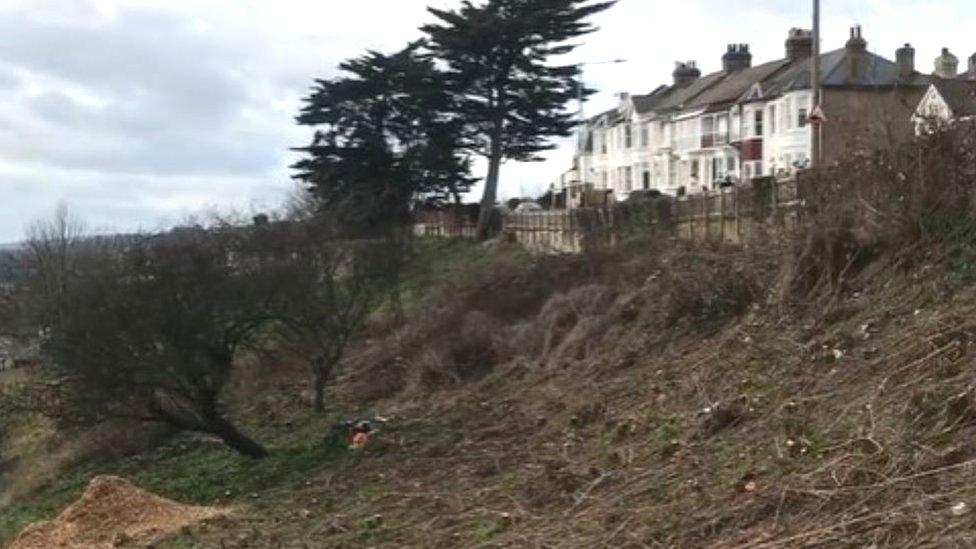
[11,475,225,549]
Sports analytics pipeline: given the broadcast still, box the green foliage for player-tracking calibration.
[422,0,616,162]
[399,238,496,302]
[422,0,616,234]
[293,42,473,236]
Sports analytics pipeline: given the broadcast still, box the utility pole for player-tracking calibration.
[810,0,822,168]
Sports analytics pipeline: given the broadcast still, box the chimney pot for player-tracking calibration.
[721,42,752,72]
[935,47,959,78]
[845,25,867,53]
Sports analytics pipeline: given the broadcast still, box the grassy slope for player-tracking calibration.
[6,237,976,547]
[0,237,497,545]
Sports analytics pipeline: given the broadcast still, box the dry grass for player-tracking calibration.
[14,140,976,546]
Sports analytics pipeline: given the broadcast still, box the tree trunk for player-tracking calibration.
[476,133,504,241]
[206,415,269,459]
[313,371,327,413]
[311,355,331,413]
[148,395,269,458]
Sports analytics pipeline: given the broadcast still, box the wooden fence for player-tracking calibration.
[413,210,479,239]
[414,176,804,254]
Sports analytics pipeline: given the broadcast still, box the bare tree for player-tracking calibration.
[23,203,86,332]
[48,229,274,457]
[246,220,395,412]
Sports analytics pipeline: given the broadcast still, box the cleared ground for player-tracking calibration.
[6,237,976,547]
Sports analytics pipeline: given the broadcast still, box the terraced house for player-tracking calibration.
[565,26,941,202]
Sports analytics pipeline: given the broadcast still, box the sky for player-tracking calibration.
[0,0,974,242]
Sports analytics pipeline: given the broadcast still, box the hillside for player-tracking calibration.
[4,233,976,547]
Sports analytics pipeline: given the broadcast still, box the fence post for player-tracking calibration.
[703,191,710,243]
[772,179,780,228]
[718,189,725,244]
[734,185,741,242]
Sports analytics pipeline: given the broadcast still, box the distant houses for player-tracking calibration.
[914,75,976,132]
[558,26,976,204]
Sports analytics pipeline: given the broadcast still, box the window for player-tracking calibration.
[712,157,720,180]
[798,108,808,128]
[755,162,763,177]
[744,164,752,178]
[642,170,651,189]
[639,124,649,147]
[726,157,736,172]
[690,160,700,180]
[624,124,633,148]
[702,116,714,137]
[769,105,777,134]
[785,97,794,129]
[624,166,633,190]
[754,109,764,136]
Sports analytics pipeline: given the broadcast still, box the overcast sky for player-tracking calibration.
[0,0,974,242]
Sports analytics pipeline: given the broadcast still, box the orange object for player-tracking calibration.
[350,432,369,449]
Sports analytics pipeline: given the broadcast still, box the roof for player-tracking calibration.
[686,59,791,110]
[763,48,931,96]
[931,78,976,117]
[652,71,727,113]
[632,85,671,114]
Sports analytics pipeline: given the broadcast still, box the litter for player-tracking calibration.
[328,417,388,450]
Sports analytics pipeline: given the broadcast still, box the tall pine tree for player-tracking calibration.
[292,41,473,237]
[423,0,616,239]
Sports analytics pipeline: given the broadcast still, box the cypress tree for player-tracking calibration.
[293,41,473,237]
[423,0,616,239]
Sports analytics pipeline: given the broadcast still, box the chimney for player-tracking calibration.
[846,25,868,81]
[673,61,701,87]
[722,44,752,72]
[896,43,915,80]
[845,25,867,53]
[785,28,813,61]
[934,47,959,78]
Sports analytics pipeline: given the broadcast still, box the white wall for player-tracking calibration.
[762,91,813,176]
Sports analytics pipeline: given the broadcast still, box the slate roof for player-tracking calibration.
[633,85,671,114]
[762,48,931,97]
[686,59,791,110]
[931,78,976,117]
[651,71,728,113]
